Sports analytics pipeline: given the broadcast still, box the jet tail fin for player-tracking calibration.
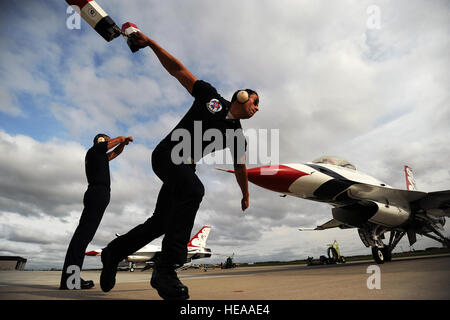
[85,249,102,256]
[188,226,212,248]
[404,165,418,191]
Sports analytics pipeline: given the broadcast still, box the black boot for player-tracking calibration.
[100,246,119,292]
[81,278,95,289]
[150,267,189,300]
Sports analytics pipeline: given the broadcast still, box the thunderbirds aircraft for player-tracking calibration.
[86,226,212,271]
[221,156,450,263]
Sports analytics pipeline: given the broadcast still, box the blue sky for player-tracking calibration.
[0,0,449,270]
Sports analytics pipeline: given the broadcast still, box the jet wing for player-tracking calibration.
[299,218,353,231]
[346,184,450,217]
[346,183,427,208]
[417,190,450,217]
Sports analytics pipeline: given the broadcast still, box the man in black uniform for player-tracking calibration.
[60,134,133,290]
[100,30,259,300]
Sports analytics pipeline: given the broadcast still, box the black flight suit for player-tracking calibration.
[60,141,111,288]
[106,80,246,269]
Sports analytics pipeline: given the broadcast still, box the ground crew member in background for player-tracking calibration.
[60,134,133,289]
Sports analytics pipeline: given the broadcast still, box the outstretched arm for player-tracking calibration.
[130,31,198,94]
[106,136,133,161]
[234,163,249,211]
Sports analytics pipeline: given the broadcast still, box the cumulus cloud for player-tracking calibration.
[0,131,86,217]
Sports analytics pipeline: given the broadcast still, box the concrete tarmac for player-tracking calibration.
[1,255,449,300]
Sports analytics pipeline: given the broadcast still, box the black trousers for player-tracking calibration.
[60,185,110,285]
[107,145,205,268]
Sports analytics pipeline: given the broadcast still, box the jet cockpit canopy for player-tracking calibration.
[312,155,356,170]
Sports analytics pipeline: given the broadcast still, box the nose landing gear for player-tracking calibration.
[359,226,403,264]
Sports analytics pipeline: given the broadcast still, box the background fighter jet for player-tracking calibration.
[222,156,450,264]
[86,226,212,271]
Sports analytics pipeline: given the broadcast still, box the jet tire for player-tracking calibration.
[371,247,385,264]
[382,247,392,262]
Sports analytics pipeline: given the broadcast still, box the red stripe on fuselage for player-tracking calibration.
[247,165,309,193]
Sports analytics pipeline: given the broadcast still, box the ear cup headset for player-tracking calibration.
[232,89,259,105]
[93,134,109,145]
[236,90,249,103]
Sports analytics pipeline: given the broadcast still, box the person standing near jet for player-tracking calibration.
[60,134,133,290]
[100,30,260,300]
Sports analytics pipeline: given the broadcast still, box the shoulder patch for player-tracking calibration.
[206,99,222,114]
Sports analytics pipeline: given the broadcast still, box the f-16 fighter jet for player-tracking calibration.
[221,156,449,264]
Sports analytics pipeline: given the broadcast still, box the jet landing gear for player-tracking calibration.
[420,222,450,249]
[358,227,405,264]
[371,247,392,264]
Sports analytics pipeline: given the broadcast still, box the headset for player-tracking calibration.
[93,134,108,145]
[236,90,249,104]
[232,89,259,105]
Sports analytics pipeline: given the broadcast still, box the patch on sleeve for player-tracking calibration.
[206,99,222,114]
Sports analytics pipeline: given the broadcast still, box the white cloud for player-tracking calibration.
[0,87,22,117]
[0,131,86,217]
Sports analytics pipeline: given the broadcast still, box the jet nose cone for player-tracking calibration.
[247,165,309,193]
